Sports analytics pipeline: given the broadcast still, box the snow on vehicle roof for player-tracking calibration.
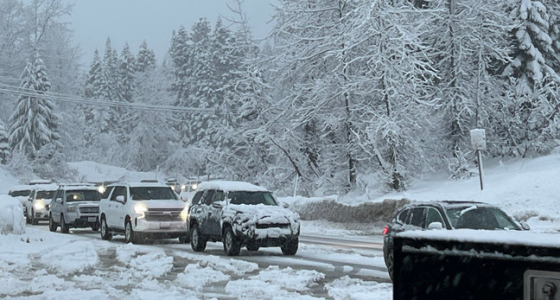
[8,184,33,191]
[108,182,170,187]
[196,181,269,192]
[30,184,59,191]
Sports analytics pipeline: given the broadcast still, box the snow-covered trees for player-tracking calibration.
[8,52,60,158]
[0,122,9,164]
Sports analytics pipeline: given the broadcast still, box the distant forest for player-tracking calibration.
[1,0,559,197]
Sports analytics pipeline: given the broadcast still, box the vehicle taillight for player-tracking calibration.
[382,226,389,235]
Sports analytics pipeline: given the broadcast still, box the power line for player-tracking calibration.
[0,81,235,116]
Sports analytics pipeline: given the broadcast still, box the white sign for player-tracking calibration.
[470,129,486,151]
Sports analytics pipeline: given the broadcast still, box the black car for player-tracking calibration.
[382,200,527,280]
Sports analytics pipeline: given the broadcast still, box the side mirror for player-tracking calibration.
[282,202,290,209]
[211,202,223,209]
[116,195,125,203]
[181,195,189,202]
[520,222,530,231]
[428,222,444,230]
[55,197,62,203]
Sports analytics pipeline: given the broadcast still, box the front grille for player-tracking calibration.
[79,206,99,213]
[144,210,183,222]
[256,223,290,229]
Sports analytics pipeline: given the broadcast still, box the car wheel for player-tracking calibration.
[31,209,38,225]
[223,226,241,256]
[26,209,31,224]
[246,243,259,251]
[190,224,206,252]
[100,217,112,241]
[48,213,57,232]
[178,234,190,244]
[125,220,136,244]
[386,249,394,281]
[60,214,69,233]
[281,237,298,255]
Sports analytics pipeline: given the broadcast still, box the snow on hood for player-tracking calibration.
[225,203,300,224]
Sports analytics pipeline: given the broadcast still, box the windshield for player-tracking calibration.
[228,191,278,206]
[66,190,102,202]
[9,190,31,197]
[36,190,55,200]
[445,206,520,230]
[130,187,178,200]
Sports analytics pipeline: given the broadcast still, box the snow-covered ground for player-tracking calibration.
[1,154,560,299]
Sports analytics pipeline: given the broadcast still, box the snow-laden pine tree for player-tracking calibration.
[8,51,61,158]
[169,26,191,145]
[496,0,560,157]
[115,42,136,142]
[0,121,10,164]
[136,40,156,73]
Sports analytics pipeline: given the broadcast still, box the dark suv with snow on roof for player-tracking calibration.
[382,200,526,280]
[188,181,301,256]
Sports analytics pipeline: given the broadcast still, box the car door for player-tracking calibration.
[50,189,64,223]
[205,190,224,236]
[200,190,217,235]
[423,207,446,229]
[108,186,127,228]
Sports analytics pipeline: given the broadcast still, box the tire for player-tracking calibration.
[179,234,190,244]
[100,217,112,241]
[281,237,299,255]
[190,224,206,252]
[91,222,99,232]
[223,226,241,256]
[386,248,394,281]
[48,213,57,232]
[246,243,260,252]
[124,220,136,244]
[26,209,31,224]
[31,209,38,225]
[60,214,69,233]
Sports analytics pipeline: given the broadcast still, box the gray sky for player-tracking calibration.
[63,0,277,68]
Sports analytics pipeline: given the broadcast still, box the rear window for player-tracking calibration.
[130,187,178,201]
[66,190,102,202]
[228,191,277,206]
[9,190,31,197]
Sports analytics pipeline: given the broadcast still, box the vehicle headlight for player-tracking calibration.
[191,183,198,190]
[67,205,76,212]
[180,207,189,221]
[134,205,147,217]
[34,202,45,210]
[98,186,105,193]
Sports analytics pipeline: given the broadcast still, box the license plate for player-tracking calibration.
[160,222,171,229]
[88,217,97,222]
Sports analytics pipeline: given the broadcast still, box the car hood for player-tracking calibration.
[225,204,300,224]
[136,200,186,210]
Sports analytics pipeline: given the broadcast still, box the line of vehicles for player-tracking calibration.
[8,180,302,256]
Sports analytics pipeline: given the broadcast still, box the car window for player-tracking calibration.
[396,208,410,224]
[228,191,277,206]
[425,207,445,228]
[130,186,178,200]
[110,186,126,202]
[55,190,63,200]
[65,190,102,202]
[102,186,114,199]
[191,191,203,205]
[213,191,225,202]
[203,190,216,205]
[9,190,31,197]
[408,207,426,227]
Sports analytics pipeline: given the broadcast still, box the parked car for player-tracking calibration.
[98,182,189,244]
[188,181,301,256]
[25,184,58,225]
[382,200,527,280]
[8,185,33,216]
[49,184,102,233]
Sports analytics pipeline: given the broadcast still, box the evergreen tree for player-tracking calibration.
[8,51,61,158]
[84,49,104,99]
[118,42,135,102]
[0,121,10,164]
[169,26,191,144]
[136,40,156,72]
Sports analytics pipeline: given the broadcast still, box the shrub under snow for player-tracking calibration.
[0,195,25,235]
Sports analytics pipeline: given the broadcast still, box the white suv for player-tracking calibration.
[26,184,58,225]
[99,182,189,244]
[49,184,102,233]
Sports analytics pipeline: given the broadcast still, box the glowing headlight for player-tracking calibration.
[98,186,105,194]
[191,184,198,190]
[180,207,189,221]
[34,202,45,210]
[134,205,147,216]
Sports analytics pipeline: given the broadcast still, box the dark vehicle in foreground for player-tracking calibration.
[382,200,526,280]
[49,184,102,233]
[188,181,300,256]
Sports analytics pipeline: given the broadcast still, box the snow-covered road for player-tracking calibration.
[0,223,392,300]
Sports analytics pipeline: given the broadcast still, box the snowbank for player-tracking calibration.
[0,195,25,235]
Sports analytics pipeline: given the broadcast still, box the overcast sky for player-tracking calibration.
[63,0,277,69]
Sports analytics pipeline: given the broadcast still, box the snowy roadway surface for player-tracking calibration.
[0,222,392,300]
